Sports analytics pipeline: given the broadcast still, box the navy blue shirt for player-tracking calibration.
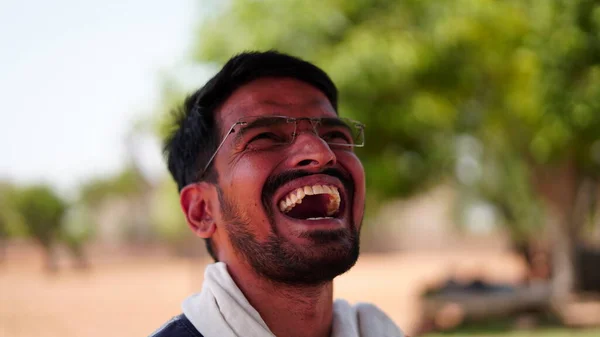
[149,314,204,337]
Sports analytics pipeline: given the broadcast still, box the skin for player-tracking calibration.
[180,77,366,337]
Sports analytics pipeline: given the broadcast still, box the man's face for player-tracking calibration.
[211,77,366,285]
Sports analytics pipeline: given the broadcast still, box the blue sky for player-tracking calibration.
[0,0,212,195]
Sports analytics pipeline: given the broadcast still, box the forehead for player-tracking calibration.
[216,77,337,131]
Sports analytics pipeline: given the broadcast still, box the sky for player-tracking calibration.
[0,0,212,195]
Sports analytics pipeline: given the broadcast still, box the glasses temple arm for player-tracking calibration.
[199,123,239,178]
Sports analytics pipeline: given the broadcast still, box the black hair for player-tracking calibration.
[163,50,338,261]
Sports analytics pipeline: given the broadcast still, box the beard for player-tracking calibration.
[217,169,360,286]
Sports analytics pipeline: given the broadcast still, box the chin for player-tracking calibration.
[226,170,363,285]
[248,226,360,286]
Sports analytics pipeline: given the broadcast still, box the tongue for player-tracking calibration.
[286,194,331,219]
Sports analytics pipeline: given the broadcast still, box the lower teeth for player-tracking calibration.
[306,217,333,220]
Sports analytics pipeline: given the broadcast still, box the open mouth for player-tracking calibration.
[278,184,341,220]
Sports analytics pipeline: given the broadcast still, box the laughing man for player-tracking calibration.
[152,51,403,337]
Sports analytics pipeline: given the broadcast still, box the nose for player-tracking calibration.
[285,131,337,170]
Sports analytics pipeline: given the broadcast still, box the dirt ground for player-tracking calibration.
[0,243,526,337]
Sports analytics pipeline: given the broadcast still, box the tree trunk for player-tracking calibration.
[41,241,59,273]
[549,214,575,303]
[531,161,578,307]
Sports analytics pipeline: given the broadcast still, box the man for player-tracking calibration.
[152,51,403,337]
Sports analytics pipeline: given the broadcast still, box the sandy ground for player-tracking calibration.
[0,244,526,337]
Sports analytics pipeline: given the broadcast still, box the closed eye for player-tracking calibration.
[244,132,289,150]
[248,132,282,143]
[322,131,353,144]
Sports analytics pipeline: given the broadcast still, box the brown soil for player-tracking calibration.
[0,243,525,336]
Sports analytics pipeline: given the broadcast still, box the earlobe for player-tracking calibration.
[180,183,216,238]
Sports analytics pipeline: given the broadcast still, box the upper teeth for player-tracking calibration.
[279,184,341,216]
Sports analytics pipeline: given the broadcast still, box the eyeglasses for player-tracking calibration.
[199,116,365,178]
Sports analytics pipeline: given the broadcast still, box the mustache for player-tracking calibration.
[263,167,354,201]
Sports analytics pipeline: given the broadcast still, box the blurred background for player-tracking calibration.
[1,0,600,336]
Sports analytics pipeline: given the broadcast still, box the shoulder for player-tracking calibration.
[148,314,204,337]
[354,302,405,337]
[334,299,405,337]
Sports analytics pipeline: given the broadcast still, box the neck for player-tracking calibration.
[227,261,334,337]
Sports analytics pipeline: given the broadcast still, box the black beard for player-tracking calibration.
[217,169,360,286]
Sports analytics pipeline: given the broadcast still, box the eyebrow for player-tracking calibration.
[319,118,354,134]
[319,117,348,127]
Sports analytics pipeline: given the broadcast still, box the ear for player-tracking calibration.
[180,183,217,239]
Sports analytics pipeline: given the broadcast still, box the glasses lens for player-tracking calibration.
[318,117,365,147]
[236,116,295,150]
[236,116,365,150]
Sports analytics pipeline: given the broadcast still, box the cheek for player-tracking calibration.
[338,152,366,225]
[218,152,277,211]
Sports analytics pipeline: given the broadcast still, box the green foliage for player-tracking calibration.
[150,177,188,243]
[154,78,191,142]
[61,204,95,247]
[12,184,66,246]
[191,0,537,198]
[79,166,146,206]
[1,182,93,247]
[526,0,600,173]
[0,182,27,238]
[163,0,600,239]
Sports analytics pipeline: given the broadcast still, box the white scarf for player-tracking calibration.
[182,262,404,337]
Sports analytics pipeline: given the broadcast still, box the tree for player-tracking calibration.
[522,0,600,303]
[167,0,600,310]
[60,204,94,269]
[191,0,537,196]
[78,121,156,244]
[13,185,67,271]
[0,182,23,262]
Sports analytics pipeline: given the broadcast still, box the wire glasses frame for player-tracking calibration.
[199,116,365,179]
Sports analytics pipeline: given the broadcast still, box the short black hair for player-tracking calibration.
[163,50,338,261]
